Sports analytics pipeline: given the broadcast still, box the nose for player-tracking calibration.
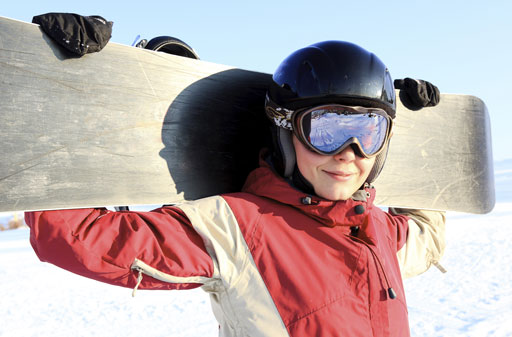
[333,145,357,162]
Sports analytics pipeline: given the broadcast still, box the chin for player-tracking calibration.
[317,189,353,201]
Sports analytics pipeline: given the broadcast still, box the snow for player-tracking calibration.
[1,161,511,336]
[0,228,218,337]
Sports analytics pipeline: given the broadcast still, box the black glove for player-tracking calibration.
[394,78,440,110]
[32,13,113,56]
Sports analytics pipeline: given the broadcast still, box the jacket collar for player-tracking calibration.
[242,158,376,228]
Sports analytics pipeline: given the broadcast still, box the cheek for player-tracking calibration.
[293,137,322,179]
[295,146,315,177]
[359,157,376,179]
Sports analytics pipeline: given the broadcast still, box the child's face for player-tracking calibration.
[293,135,375,201]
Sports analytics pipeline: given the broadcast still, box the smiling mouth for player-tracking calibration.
[324,170,354,181]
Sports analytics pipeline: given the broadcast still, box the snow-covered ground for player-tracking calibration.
[1,159,511,337]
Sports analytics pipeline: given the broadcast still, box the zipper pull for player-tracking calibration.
[432,261,448,273]
[132,268,143,297]
[388,287,397,300]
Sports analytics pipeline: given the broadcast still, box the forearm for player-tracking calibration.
[391,208,446,279]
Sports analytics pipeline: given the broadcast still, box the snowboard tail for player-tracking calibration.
[0,16,495,213]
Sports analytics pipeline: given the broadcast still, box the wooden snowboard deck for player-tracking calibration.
[0,16,495,213]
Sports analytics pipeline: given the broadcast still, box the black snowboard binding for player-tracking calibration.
[136,35,200,60]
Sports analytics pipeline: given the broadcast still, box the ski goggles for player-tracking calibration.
[291,105,393,158]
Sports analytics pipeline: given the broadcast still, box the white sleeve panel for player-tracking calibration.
[177,196,289,337]
[393,208,446,279]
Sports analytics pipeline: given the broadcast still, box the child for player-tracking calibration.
[26,40,445,337]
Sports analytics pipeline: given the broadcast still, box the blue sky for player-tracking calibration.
[3,0,511,160]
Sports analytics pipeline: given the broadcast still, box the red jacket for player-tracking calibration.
[27,162,411,337]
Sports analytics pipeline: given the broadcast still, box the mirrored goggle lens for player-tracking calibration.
[299,107,389,156]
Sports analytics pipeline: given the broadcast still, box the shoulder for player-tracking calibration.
[367,206,409,247]
[175,193,272,232]
[174,194,269,286]
[176,193,285,249]
[373,206,410,228]
[223,192,276,211]
[175,193,271,217]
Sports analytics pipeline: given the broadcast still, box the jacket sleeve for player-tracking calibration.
[25,206,215,290]
[391,208,446,279]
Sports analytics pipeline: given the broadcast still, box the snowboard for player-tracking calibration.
[0,16,495,214]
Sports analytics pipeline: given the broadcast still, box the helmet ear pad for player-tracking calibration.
[270,126,296,178]
[366,143,389,184]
